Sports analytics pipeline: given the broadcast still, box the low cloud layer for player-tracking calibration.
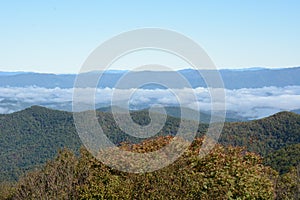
[1,86,300,119]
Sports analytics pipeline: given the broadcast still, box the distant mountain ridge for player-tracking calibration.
[97,106,246,123]
[291,109,300,114]
[0,67,300,89]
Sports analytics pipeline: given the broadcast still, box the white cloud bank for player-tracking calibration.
[0,86,300,119]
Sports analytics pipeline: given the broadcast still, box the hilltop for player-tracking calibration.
[0,106,300,182]
[220,111,300,156]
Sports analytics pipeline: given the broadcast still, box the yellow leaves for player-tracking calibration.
[10,136,278,199]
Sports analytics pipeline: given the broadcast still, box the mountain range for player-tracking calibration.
[0,106,299,182]
[0,67,300,89]
[1,67,300,119]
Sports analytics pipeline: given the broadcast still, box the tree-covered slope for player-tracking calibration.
[0,106,82,181]
[98,106,246,123]
[0,106,207,182]
[4,137,278,200]
[220,111,300,156]
[1,106,300,182]
[264,143,300,174]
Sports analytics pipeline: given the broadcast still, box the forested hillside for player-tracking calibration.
[219,112,300,172]
[0,137,280,199]
[264,143,300,174]
[0,106,206,182]
[0,106,299,185]
[1,136,299,199]
[0,106,81,181]
[220,111,300,156]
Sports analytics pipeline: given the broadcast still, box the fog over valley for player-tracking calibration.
[1,85,300,120]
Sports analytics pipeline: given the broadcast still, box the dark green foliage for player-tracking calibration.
[0,106,299,198]
[1,106,300,183]
[9,137,277,199]
[98,109,208,145]
[0,106,82,182]
[219,112,300,176]
[0,106,207,182]
[220,111,300,156]
[98,106,246,123]
[12,149,79,199]
[264,144,300,174]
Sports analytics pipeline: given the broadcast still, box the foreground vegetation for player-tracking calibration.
[0,136,284,199]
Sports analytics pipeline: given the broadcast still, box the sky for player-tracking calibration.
[0,0,300,73]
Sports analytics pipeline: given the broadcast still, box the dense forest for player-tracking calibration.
[0,106,82,181]
[0,106,299,199]
[0,106,207,182]
[220,111,300,173]
[0,136,299,199]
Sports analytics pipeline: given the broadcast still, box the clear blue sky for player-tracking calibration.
[0,0,300,73]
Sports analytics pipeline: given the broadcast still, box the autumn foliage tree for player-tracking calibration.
[8,136,279,199]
